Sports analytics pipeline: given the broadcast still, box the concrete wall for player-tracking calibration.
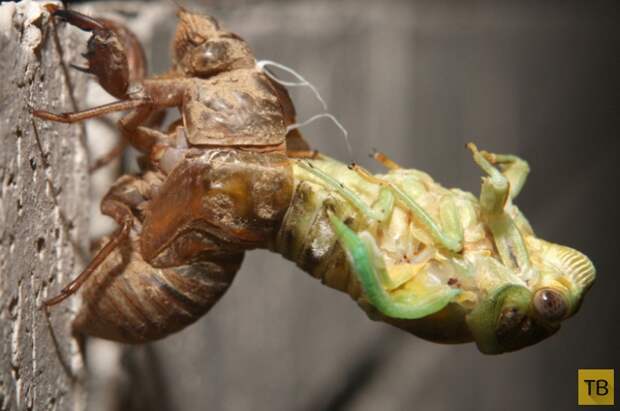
[0,2,89,410]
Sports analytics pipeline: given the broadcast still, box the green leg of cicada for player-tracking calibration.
[351,165,463,253]
[298,161,394,223]
[371,186,395,223]
[327,211,460,319]
[300,160,462,252]
[467,143,531,272]
[478,150,530,200]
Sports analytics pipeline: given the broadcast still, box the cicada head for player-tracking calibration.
[525,236,596,320]
[466,237,595,354]
[173,9,255,77]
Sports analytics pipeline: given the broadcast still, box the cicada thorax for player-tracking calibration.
[169,7,310,151]
[181,69,290,148]
[143,148,293,260]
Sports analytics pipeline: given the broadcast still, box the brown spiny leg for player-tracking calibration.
[33,98,150,124]
[43,174,141,307]
[33,9,181,154]
[33,80,190,154]
[95,16,147,85]
[44,219,132,307]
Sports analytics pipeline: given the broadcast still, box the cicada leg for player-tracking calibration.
[50,9,146,99]
[467,143,531,272]
[43,174,145,307]
[327,211,460,319]
[370,150,402,170]
[477,149,530,200]
[297,161,394,223]
[44,218,132,307]
[351,164,463,253]
[32,9,188,154]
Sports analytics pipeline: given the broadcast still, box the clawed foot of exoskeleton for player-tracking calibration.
[33,8,178,154]
[51,8,135,99]
[32,7,147,124]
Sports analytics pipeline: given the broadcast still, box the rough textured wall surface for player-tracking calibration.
[0,1,88,410]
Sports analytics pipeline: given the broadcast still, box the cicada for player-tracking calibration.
[277,149,595,353]
[34,6,595,354]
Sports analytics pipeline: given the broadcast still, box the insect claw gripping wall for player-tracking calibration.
[34,6,595,353]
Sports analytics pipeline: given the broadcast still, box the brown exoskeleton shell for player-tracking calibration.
[183,70,288,147]
[142,149,293,265]
[34,6,301,343]
[73,235,243,343]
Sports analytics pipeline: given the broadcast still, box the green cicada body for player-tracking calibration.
[272,145,595,354]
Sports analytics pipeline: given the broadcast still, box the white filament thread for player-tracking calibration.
[287,113,352,157]
[257,60,327,110]
[257,59,352,159]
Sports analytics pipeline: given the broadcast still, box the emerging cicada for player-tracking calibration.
[278,149,595,354]
[34,6,595,354]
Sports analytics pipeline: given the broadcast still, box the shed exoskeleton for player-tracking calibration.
[35,6,298,342]
[34,6,595,352]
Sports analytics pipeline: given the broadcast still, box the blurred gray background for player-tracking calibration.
[72,1,619,410]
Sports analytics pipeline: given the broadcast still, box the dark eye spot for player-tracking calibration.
[194,42,228,70]
[533,289,567,322]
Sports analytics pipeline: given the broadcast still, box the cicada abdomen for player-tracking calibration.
[69,170,247,344]
[73,236,243,344]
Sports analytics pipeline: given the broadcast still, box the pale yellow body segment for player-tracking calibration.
[272,154,595,352]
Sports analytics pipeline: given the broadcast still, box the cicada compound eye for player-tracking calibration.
[533,289,568,322]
